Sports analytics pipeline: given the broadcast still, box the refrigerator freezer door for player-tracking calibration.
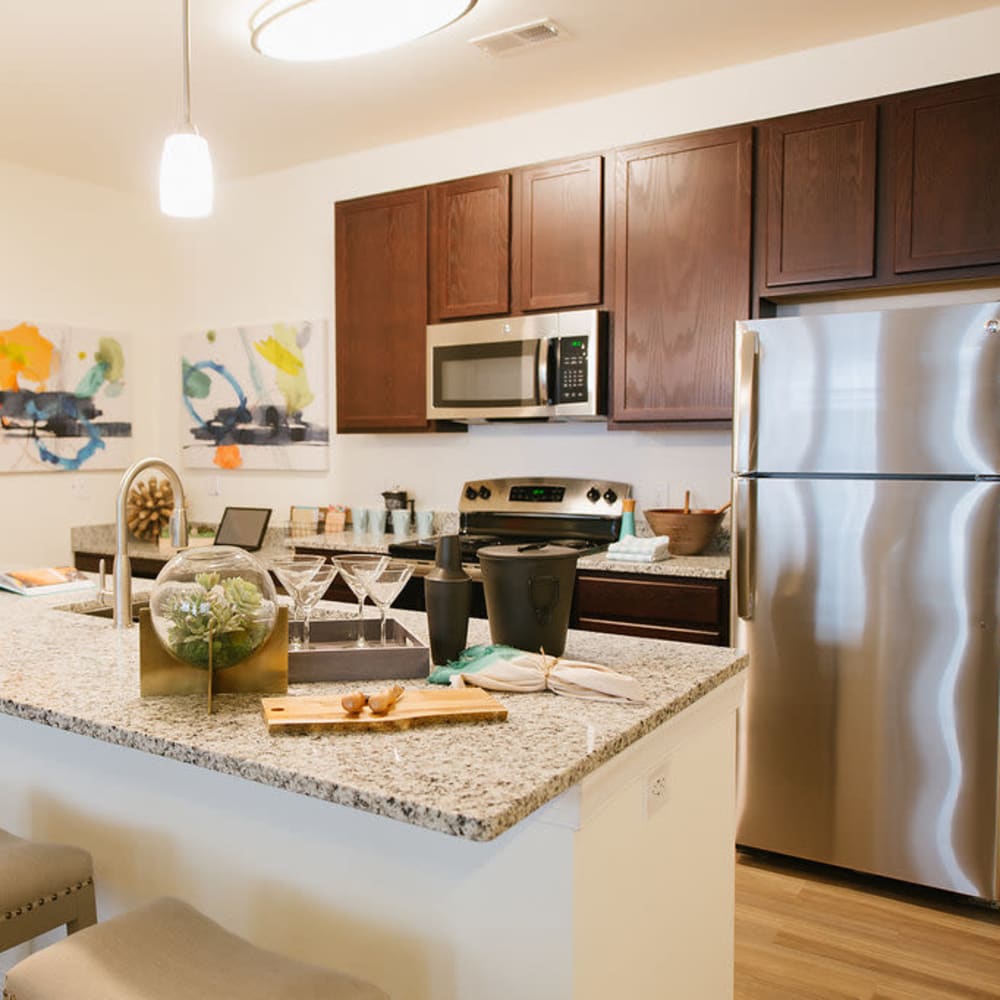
[733,477,1000,900]
[734,302,1000,476]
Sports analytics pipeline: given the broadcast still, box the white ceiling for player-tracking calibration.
[0,0,995,195]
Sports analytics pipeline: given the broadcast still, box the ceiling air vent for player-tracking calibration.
[470,19,566,58]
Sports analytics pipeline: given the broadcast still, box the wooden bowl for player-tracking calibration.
[643,508,724,556]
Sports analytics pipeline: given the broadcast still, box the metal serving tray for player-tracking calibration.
[287,618,430,683]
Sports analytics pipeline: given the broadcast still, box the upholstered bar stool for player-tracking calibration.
[3,897,388,1000]
[0,828,96,953]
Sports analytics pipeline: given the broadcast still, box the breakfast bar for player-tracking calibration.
[0,587,746,999]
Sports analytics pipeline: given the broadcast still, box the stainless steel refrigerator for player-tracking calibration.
[731,301,1000,902]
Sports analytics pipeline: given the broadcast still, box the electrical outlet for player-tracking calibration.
[209,476,221,497]
[643,761,670,821]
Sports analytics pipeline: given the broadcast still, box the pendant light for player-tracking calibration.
[159,0,213,218]
[249,0,477,62]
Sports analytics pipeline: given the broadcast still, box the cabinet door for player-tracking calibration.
[761,102,877,286]
[613,127,752,423]
[892,74,1000,273]
[335,188,429,431]
[513,155,603,312]
[429,172,510,321]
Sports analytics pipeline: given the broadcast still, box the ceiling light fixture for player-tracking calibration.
[159,0,213,218]
[249,0,478,62]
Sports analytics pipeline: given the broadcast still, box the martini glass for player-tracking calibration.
[293,562,338,650]
[333,554,389,647]
[367,560,414,645]
[269,554,327,650]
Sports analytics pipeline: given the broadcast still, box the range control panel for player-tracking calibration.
[458,477,632,518]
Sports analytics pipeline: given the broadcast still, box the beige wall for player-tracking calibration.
[2,6,999,564]
[0,163,176,566]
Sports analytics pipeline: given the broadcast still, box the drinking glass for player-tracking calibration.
[269,554,327,649]
[292,562,338,650]
[366,560,414,645]
[333,554,389,647]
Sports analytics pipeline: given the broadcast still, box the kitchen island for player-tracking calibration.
[0,586,745,999]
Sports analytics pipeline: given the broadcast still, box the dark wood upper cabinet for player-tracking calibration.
[512,155,603,312]
[335,188,430,432]
[891,74,1000,274]
[428,172,511,321]
[613,126,752,423]
[760,102,878,287]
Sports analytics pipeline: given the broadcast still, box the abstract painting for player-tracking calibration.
[180,320,329,471]
[0,320,132,472]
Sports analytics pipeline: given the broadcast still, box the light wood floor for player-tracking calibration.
[735,851,1000,999]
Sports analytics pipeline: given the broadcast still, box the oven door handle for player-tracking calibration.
[536,337,553,405]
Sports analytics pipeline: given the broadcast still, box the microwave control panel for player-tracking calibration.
[556,337,589,403]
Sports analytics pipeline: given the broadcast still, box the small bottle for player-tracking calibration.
[619,498,636,539]
[424,536,471,665]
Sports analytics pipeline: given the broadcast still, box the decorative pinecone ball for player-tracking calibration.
[127,476,176,542]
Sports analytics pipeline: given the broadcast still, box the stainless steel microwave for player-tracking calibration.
[426,309,607,422]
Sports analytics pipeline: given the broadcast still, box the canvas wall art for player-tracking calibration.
[0,320,132,472]
[180,320,329,471]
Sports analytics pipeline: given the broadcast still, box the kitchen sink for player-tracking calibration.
[56,598,149,624]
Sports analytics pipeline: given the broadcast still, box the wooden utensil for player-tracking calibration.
[714,500,732,515]
[262,688,508,733]
[683,490,691,513]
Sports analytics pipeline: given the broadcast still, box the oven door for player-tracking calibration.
[426,316,555,420]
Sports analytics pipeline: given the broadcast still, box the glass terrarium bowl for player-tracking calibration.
[149,545,279,670]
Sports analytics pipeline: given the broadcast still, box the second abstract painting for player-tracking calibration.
[180,319,329,471]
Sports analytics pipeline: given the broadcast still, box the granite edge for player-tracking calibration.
[0,650,746,842]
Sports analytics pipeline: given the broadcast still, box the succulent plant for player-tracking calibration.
[163,573,269,669]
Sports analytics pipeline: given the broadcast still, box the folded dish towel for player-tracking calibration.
[428,644,645,703]
[605,535,672,562]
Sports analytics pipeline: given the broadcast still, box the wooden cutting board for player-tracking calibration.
[261,687,508,733]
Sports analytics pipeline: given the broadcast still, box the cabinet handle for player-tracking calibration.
[735,478,756,621]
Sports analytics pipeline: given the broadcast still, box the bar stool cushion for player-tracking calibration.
[0,829,95,952]
[3,897,388,1000]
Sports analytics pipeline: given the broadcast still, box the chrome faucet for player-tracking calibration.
[114,457,188,629]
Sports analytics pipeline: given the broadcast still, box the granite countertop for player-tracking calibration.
[293,531,731,580]
[72,518,730,581]
[0,586,745,842]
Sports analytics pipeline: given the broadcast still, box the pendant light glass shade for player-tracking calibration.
[159,130,214,218]
[250,0,477,62]
[160,0,213,218]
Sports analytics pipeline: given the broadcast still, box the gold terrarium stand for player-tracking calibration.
[139,607,288,711]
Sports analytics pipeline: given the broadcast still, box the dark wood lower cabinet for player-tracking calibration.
[75,552,164,579]
[571,572,730,646]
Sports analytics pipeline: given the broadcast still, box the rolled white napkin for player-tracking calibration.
[448,651,644,703]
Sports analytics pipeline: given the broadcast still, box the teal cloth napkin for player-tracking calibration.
[428,644,523,685]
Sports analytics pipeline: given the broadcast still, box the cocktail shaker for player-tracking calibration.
[424,535,470,665]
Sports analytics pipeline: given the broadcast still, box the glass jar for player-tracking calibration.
[149,545,278,669]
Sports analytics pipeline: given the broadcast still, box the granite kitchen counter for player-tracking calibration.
[293,529,731,580]
[72,519,730,581]
[0,585,744,842]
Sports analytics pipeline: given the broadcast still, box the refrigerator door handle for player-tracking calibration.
[733,328,759,474]
[735,477,756,620]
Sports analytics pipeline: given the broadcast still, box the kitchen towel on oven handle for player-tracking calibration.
[428,644,645,703]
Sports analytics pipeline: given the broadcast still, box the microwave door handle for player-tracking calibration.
[536,337,552,405]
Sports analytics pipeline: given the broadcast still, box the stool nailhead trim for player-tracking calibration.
[1,877,94,922]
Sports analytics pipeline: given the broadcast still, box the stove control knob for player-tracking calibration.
[465,486,479,501]
[478,485,492,500]
[586,486,601,503]
[603,489,618,505]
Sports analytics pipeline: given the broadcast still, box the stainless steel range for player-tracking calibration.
[388,476,632,563]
